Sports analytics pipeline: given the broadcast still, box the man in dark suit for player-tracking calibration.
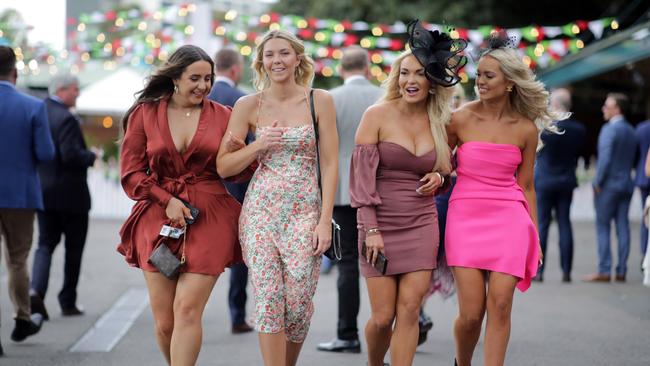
[207,48,252,334]
[0,46,53,354]
[317,46,383,354]
[30,73,96,319]
[534,88,586,283]
[585,93,637,282]
[634,118,650,258]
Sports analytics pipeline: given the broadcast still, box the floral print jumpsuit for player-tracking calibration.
[239,94,321,343]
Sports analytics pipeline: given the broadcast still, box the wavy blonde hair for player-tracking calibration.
[381,50,453,174]
[252,30,315,91]
[480,48,567,145]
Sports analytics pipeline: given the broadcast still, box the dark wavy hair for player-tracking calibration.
[121,45,215,132]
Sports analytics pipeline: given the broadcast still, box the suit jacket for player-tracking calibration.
[38,97,96,213]
[208,80,249,203]
[594,117,637,194]
[635,120,650,189]
[330,77,383,206]
[0,81,55,209]
[534,118,586,191]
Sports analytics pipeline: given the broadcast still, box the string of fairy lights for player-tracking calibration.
[0,2,622,83]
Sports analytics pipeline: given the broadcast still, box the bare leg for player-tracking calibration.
[170,272,218,366]
[483,272,517,366]
[259,331,287,366]
[451,267,487,366]
[390,270,432,366]
[285,340,304,366]
[143,271,177,365]
[365,276,397,366]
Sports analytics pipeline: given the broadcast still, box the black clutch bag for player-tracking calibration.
[324,219,342,260]
[148,240,182,279]
[361,241,389,275]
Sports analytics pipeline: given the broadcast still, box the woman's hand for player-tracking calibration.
[417,172,444,196]
[225,131,246,152]
[312,221,332,256]
[254,121,283,153]
[165,197,193,227]
[538,243,544,266]
[364,232,385,266]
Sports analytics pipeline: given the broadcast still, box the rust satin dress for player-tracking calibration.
[117,98,244,276]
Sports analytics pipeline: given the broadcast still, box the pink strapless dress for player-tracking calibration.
[445,141,539,292]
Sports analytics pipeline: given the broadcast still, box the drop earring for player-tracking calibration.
[174,84,179,94]
[506,85,513,92]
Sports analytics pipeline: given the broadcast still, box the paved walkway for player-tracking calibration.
[1,219,648,365]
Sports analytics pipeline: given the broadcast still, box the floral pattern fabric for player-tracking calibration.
[239,124,321,343]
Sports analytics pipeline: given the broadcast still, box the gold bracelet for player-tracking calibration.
[366,227,380,235]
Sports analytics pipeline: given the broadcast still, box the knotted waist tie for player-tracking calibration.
[158,172,228,203]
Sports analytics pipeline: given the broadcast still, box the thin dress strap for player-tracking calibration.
[256,92,263,128]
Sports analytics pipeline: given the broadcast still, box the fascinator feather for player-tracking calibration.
[407,19,468,87]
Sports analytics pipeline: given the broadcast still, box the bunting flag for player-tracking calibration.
[0,2,621,82]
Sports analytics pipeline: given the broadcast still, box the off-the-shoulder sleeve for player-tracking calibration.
[120,104,173,208]
[350,144,381,231]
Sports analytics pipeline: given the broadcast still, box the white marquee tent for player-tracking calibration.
[76,67,148,116]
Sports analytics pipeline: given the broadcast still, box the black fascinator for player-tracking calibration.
[407,19,468,87]
[486,30,518,50]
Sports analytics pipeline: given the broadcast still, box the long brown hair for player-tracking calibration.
[121,45,215,132]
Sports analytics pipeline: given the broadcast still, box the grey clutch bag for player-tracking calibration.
[148,241,182,279]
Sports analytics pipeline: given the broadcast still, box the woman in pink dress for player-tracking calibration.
[350,20,465,366]
[445,36,565,366]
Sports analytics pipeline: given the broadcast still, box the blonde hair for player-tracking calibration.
[480,48,567,143]
[252,30,315,91]
[381,50,452,174]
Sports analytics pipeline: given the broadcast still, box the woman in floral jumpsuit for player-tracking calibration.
[217,29,338,366]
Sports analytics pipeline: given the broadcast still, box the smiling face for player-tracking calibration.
[476,55,513,100]
[174,60,213,105]
[262,38,301,85]
[398,55,431,104]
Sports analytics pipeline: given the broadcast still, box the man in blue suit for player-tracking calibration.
[534,89,586,283]
[634,118,650,258]
[207,48,252,334]
[0,46,54,354]
[30,74,96,320]
[585,93,637,282]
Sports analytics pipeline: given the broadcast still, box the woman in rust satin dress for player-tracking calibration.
[117,45,247,365]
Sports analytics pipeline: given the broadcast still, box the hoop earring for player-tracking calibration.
[174,84,179,94]
[428,88,435,95]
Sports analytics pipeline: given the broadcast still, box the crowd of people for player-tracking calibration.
[0,16,648,366]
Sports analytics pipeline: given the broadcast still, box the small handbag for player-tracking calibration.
[148,227,187,279]
[310,89,342,261]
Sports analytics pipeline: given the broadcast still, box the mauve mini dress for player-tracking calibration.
[350,142,439,277]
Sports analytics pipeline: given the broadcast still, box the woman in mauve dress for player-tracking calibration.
[445,34,565,366]
[349,20,466,366]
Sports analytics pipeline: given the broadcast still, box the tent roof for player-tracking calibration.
[539,20,650,88]
[76,67,147,116]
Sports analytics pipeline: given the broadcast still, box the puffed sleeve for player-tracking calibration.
[120,104,173,208]
[350,144,381,231]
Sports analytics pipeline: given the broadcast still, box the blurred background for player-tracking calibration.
[1,0,649,219]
